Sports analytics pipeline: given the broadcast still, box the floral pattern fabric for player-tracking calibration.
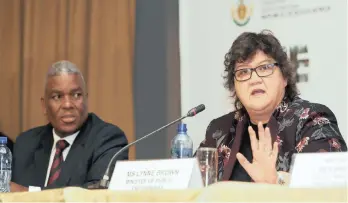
[195,96,347,181]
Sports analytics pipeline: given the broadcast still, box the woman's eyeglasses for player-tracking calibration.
[233,63,279,82]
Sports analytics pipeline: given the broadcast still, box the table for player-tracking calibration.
[0,181,346,202]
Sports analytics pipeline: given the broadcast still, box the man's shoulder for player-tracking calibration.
[88,113,125,135]
[86,112,128,148]
[16,125,49,143]
[86,113,127,146]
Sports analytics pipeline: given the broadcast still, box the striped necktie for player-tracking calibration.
[47,140,69,185]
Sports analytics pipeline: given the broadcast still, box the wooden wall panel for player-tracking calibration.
[66,0,89,78]
[87,0,135,159]
[0,0,21,142]
[22,0,69,130]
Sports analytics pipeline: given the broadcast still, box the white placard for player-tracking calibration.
[108,158,204,190]
[289,152,348,188]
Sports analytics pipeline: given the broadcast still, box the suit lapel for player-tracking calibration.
[222,116,247,180]
[32,127,53,187]
[54,133,86,186]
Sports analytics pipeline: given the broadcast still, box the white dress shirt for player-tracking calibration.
[29,129,79,192]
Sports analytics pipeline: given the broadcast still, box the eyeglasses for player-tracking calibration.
[233,63,279,82]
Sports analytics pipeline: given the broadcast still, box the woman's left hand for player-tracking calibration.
[236,122,279,184]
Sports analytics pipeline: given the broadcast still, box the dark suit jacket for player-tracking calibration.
[196,96,347,181]
[12,113,128,189]
[0,132,14,153]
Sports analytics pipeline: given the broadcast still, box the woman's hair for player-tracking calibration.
[223,30,299,114]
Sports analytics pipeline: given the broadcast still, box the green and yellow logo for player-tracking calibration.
[231,0,253,26]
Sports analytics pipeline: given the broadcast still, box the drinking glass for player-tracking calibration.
[196,147,218,186]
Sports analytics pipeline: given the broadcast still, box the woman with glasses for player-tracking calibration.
[196,30,347,185]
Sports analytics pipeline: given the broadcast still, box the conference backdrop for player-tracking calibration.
[179,0,347,150]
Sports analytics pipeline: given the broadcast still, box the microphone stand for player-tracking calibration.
[99,115,188,188]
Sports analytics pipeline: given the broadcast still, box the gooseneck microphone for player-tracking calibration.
[99,104,206,188]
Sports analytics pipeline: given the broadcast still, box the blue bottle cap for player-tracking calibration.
[0,137,7,144]
[177,123,187,133]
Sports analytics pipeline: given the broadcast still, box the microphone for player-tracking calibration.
[99,104,206,188]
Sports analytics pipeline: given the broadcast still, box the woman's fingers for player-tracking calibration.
[258,122,265,149]
[248,126,258,153]
[272,141,279,162]
[264,126,273,152]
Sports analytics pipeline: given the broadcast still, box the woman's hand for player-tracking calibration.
[236,122,278,184]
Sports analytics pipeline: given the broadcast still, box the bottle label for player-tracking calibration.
[171,147,193,158]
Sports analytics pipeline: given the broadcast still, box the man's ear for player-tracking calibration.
[41,97,47,115]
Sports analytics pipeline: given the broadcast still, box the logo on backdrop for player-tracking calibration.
[285,45,310,83]
[231,0,253,26]
[261,1,330,19]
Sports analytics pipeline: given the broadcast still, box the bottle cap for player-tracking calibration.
[177,123,187,133]
[0,137,7,144]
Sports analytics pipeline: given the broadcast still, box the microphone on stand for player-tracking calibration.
[99,104,206,188]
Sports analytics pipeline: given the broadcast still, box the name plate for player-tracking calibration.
[290,152,347,188]
[108,158,204,190]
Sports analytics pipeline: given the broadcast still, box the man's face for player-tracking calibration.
[41,73,88,137]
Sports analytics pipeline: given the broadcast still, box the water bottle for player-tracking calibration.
[171,123,193,158]
[0,137,11,192]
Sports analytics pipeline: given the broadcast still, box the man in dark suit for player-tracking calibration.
[11,60,128,191]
